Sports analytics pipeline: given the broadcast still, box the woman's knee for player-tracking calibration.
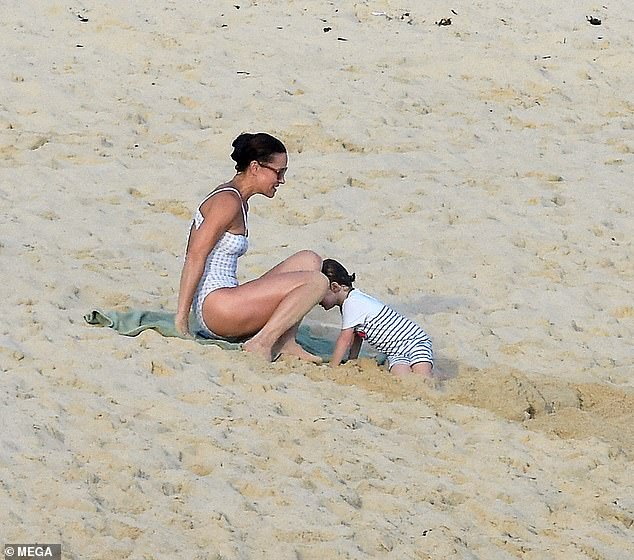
[292,250,322,271]
[311,270,330,295]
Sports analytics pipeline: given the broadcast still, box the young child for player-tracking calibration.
[320,259,433,377]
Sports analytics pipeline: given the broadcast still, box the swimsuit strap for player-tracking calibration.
[195,186,248,236]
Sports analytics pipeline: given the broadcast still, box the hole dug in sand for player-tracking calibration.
[303,358,633,458]
[442,365,634,458]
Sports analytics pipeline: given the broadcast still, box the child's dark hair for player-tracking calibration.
[322,258,356,287]
[230,132,286,172]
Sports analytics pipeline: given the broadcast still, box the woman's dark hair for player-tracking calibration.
[231,132,286,172]
[322,258,356,287]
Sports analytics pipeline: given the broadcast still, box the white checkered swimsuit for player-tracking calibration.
[188,187,248,338]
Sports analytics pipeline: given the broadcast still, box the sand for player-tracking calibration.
[1,1,633,558]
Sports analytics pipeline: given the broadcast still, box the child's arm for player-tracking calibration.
[329,328,356,367]
[348,333,363,360]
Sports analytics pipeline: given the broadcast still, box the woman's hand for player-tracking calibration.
[175,313,191,338]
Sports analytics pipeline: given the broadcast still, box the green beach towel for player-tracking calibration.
[83,309,337,359]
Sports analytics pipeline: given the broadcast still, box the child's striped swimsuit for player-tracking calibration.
[341,289,433,369]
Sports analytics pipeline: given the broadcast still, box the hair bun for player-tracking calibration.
[230,132,286,171]
[231,132,254,148]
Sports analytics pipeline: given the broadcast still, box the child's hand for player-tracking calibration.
[331,327,356,367]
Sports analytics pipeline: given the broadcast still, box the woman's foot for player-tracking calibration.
[277,339,322,363]
[243,337,321,363]
[243,336,275,361]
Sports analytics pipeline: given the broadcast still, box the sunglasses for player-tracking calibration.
[258,161,287,180]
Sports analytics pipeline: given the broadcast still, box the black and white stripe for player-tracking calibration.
[362,305,430,355]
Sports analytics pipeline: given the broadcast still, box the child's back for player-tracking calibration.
[320,259,433,377]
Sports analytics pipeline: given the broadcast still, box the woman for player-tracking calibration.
[175,132,328,362]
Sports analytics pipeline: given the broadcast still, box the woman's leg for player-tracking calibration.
[259,251,325,361]
[203,269,328,361]
[260,250,322,277]
[272,324,322,363]
[243,270,328,361]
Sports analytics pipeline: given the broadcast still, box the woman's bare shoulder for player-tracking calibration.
[200,187,242,213]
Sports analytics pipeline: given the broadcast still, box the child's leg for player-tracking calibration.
[410,339,434,377]
[390,364,413,376]
[387,354,411,376]
[412,361,433,378]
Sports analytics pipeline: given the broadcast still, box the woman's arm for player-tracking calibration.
[175,193,242,336]
[175,244,206,337]
[329,327,356,367]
